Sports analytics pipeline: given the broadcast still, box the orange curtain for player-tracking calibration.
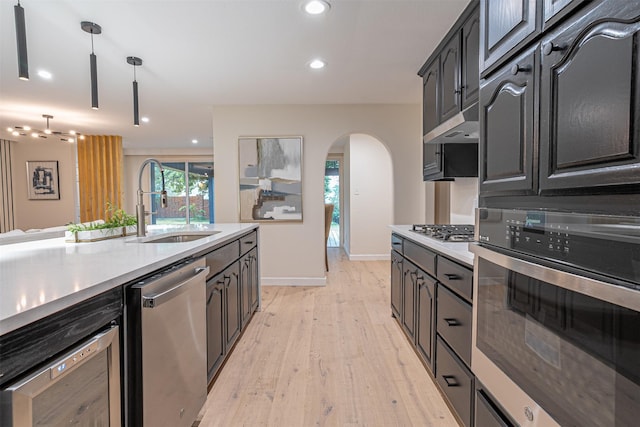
[77,135,123,222]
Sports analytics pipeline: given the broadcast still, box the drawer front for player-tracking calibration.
[404,240,436,277]
[239,230,257,255]
[436,336,474,427]
[437,285,472,368]
[437,256,473,302]
[205,240,240,278]
[391,234,404,254]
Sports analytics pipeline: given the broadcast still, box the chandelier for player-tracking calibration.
[7,114,85,142]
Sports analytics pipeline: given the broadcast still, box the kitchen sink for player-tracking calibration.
[140,231,220,243]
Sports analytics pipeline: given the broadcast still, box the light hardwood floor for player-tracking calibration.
[198,248,458,427]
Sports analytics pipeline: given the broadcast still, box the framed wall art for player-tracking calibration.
[238,136,303,222]
[26,160,60,200]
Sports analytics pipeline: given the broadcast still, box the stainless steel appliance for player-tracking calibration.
[411,224,475,242]
[2,325,121,426]
[125,258,209,427]
[471,208,640,426]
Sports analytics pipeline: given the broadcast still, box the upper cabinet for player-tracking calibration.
[419,1,480,181]
[480,0,589,76]
[539,2,640,195]
[479,0,640,214]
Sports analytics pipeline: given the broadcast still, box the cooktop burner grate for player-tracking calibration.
[411,224,475,242]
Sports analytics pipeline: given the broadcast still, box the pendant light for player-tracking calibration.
[14,1,29,80]
[81,21,101,109]
[127,56,143,126]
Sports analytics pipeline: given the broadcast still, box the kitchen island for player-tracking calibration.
[0,223,259,427]
[0,223,257,334]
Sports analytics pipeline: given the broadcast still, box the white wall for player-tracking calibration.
[347,134,392,260]
[10,140,76,230]
[212,104,424,284]
[450,177,478,224]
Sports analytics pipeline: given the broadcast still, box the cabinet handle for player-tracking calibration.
[206,292,214,305]
[444,273,461,280]
[243,240,254,245]
[442,375,459,387]
[510,64,531,75]
[454,89,461,94]
[543,42,564,56]
[444,318,460,327]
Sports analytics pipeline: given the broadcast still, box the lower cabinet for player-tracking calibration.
[436,336,474,427]
[391,232,476,426]
[206,275,225,382]
[416,273,436,372]
[202,230,260,385]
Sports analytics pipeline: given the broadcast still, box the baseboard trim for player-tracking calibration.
[261,277,327,287]
[347,254,391,261]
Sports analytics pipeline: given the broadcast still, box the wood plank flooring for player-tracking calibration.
[198,248,458,427]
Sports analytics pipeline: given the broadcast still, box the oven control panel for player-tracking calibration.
[477,208,640,286]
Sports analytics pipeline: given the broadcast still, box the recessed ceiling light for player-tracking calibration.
[304,0,330,15]
[309,59,326,69]
[141,116,149,123]
[37,70,52,79]
[192,139,198,144]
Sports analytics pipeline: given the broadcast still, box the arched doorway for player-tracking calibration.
[325,133,393,261]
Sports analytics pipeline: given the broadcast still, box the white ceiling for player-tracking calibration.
[0,0,470,150]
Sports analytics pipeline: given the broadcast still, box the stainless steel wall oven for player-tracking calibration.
[471,208,640,426]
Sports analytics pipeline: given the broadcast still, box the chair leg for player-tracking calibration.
[325,247,329,271]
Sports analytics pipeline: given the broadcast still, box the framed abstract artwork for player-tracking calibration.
[238,136,303,222]
[26,160,60,200]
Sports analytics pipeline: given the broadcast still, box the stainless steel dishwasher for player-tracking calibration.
[125,257,209,427]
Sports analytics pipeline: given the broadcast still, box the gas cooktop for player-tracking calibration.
[411,224,475,242]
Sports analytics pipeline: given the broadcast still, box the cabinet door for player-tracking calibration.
[440,34,461,122]
[249,248,259,311]
[423,59,440,136]
[206,279,225,382]
[539,8,640,194]
[225,261,241,349]
[479,45,537,197]
[462,6,480,109]
[480,0,537,73]
[240,253,252,328]
[402,261,421,343]
[416,273,436,373]
[391,250,403,319]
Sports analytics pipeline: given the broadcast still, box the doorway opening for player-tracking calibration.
[324,158,340,247]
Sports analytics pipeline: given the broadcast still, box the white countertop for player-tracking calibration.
[0,223,258,335]
[390,225,474,267]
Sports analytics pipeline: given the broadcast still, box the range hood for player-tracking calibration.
[423,103,478,144]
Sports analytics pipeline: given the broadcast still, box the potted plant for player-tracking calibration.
[66,202,137,242]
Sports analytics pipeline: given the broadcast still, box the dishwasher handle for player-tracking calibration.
[143,266,209,308]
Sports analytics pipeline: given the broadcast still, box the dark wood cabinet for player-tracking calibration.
[436,336,474,427]
[420,2,480,181]
[402,261,418,342]
[225,261,241,349]
[202,229,260,386]
[479,0,537,74]
[462,9,481,109]
[416,273,436,372]
[206,275,225,382]
[391,249,403,319]
[441,34,461,122]
[539,5,640,195]
[479,45,537,197]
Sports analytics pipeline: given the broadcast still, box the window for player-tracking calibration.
[151,161,214,224]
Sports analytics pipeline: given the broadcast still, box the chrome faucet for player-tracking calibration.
[136,158,168,237]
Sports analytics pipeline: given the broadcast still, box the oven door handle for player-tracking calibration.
[470,243,640,311]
